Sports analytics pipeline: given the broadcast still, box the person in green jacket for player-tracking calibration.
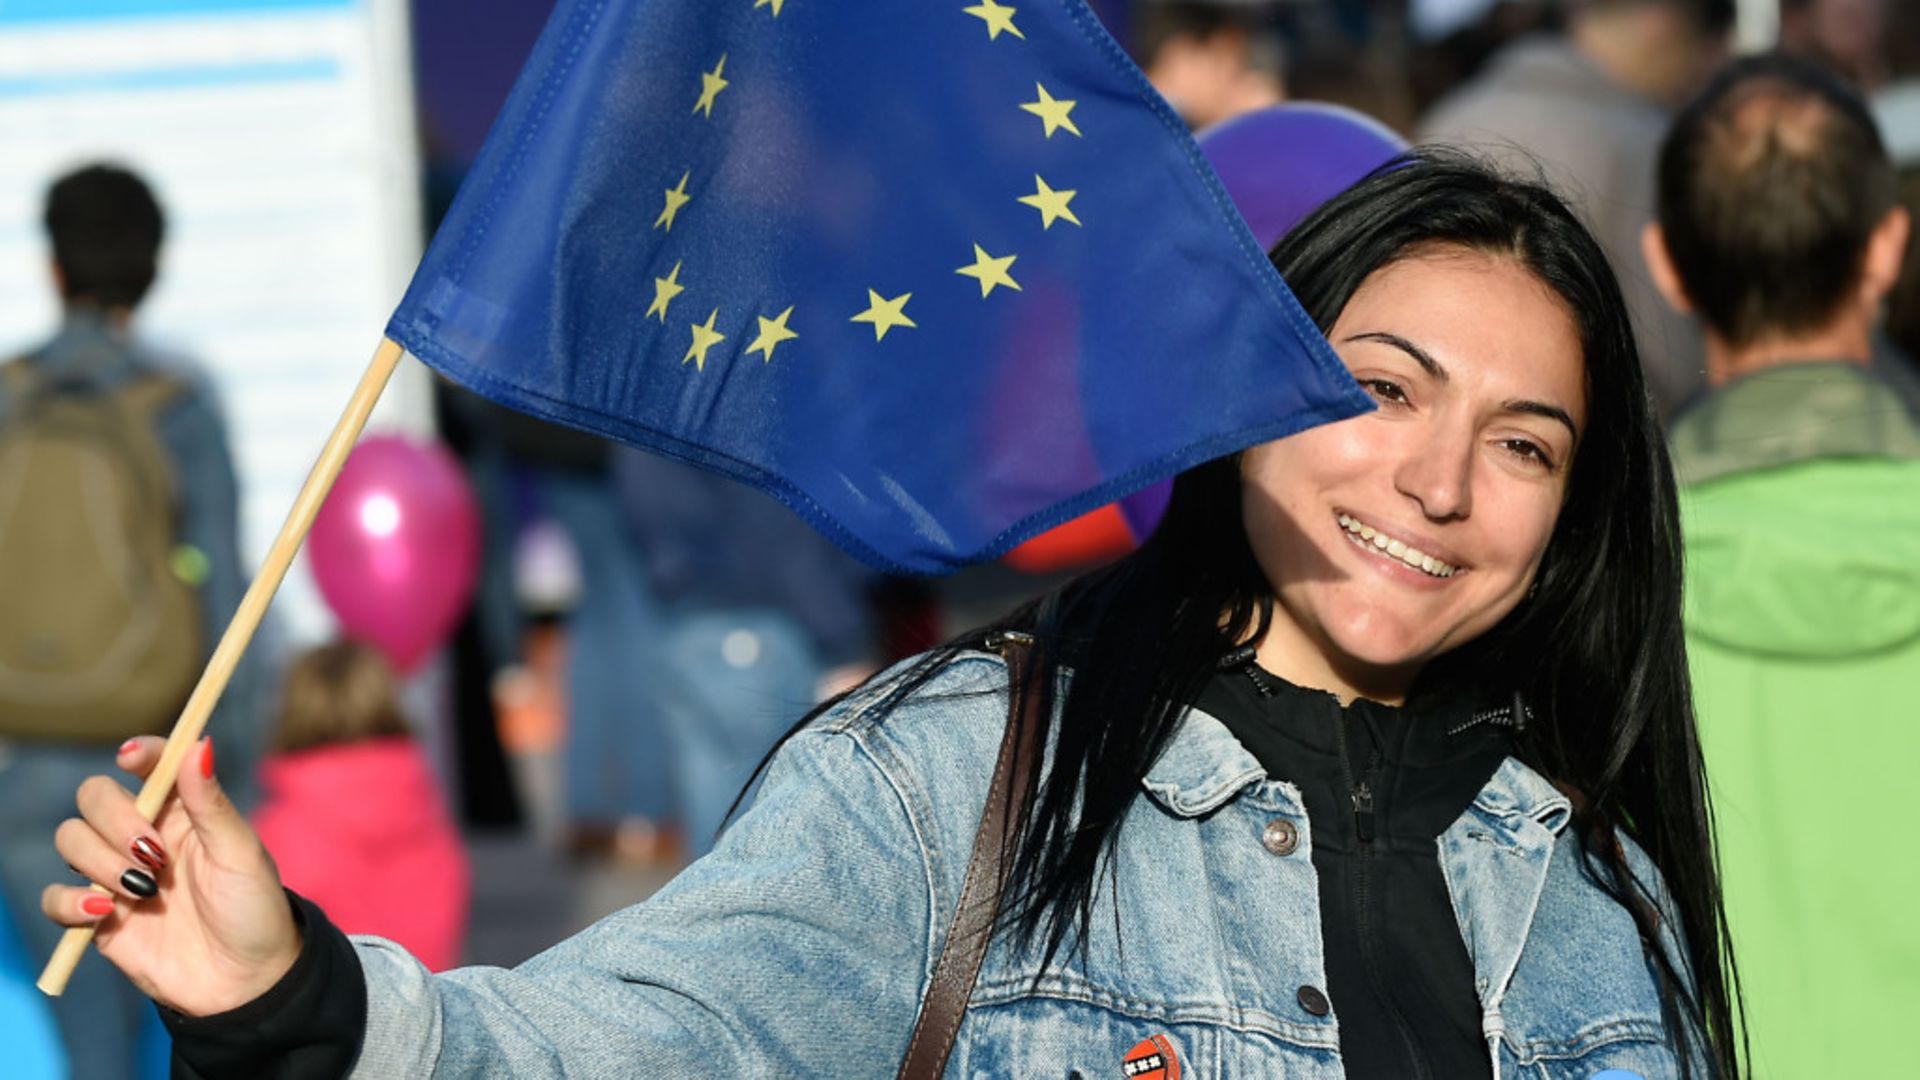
[1642,53,1919,1076]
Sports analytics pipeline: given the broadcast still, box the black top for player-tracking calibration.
[162,891,366,1079]
[1193,654,1516,1080]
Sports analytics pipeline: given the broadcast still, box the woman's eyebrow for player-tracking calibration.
[1343,331,1447,382]
[1504,400,1579,441]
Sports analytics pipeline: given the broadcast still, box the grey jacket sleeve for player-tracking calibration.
[352,723,938,1078]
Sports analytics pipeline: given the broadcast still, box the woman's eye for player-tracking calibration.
[1500,438,1554,468]
[1362,378,1409,406]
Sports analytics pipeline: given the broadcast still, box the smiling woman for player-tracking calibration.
[41,152,1740,1080]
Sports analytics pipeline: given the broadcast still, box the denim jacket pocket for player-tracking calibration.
[1494,1022,1680,1080]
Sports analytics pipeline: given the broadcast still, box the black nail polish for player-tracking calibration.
[119,867,158,898]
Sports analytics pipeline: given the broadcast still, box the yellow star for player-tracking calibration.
[963,0,1024,40]
[746,305,799,362]
[1020,83,1080,138]
[955,244,1021,298]
[1017,175,1080,229]
[754,0,787,14]
[684,308,726,371]
[850,289,916,341]
[645,260,686,322]
[693,55,729,119]
[655,170,692,231]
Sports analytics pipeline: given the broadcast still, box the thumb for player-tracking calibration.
[172,738,261,867]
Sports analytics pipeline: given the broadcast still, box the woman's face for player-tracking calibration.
[1242,248,1587,702]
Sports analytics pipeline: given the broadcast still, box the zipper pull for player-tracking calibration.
[1352,780,1375,844]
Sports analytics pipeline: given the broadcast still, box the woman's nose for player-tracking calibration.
[1392,421,1473,521]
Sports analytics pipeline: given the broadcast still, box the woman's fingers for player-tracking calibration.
[71,768,170,887]
[57,801,164,902]
[170,738,261,869]
[40,882,118,927]
[113,735,167,780]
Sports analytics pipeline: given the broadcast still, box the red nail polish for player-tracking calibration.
[200,739,215,780]
[118,738,139,757]
[130,836,168,873]
[81,895,114,917]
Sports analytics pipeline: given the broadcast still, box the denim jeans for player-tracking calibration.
[538,473,678,827]
[469,458,678,827]
[652,610,820,857]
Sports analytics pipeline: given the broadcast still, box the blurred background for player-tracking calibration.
[0,1,1915,1076]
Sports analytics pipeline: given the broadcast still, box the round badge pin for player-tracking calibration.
[1122,1033,1181,1079]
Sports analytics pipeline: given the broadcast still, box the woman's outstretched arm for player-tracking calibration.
[47,711,945,1077]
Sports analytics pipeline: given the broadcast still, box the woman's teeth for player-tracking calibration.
[1337,514,1457,578]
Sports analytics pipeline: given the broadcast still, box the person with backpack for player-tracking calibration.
[0,163,252,1080]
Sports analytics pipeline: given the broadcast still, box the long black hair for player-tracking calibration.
[757,150,1740,1076]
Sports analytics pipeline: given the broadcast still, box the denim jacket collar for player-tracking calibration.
[1465,756,1572,836]
[1141,707,1572,828]
[1139,707,1267,818]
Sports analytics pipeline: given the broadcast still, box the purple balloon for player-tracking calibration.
[308,436,480,673]
[1199,101,1410,251]
[1122,103,1409,543]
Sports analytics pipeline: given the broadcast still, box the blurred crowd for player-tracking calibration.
[3,0,1919,1076]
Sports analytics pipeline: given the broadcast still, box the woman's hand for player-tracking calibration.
[40,736,300,1017]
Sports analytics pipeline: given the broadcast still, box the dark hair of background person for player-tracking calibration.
[272,640,411,754]
[1125,0,1260,71]
[1656,53,1897,348]
[1889,0,1920,82]
[1587,0,1737,36]
[42,163,165,311]
[746,151,1742,1076]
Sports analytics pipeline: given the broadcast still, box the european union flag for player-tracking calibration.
[387,0,1370,575]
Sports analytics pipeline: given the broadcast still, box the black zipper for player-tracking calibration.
[1332,707,1376,848]
[1335,701,1430,1080]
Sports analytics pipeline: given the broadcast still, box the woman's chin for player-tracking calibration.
[1320,619,1448,682]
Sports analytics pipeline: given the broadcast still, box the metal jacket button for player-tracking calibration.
[1261,817,1299,856]
[1296,984,1331,1017]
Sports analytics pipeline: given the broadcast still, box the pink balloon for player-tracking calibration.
[308,436,480,673]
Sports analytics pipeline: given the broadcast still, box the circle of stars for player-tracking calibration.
[643,1,1106,373]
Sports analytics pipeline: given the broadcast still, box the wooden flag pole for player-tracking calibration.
[38,337,406,997]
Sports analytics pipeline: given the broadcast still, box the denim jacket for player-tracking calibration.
[349,651,1698,1078]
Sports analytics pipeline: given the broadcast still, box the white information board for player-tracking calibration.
[0,0,427,644]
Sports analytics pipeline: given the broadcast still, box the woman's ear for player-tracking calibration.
[1639,223,1694,317]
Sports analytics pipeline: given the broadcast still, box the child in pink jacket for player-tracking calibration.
[251,641,470,970]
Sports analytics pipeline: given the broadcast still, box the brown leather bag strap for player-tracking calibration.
[896,633,1046,1080]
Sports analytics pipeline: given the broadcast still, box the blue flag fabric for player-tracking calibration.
[387,0,1370,575]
